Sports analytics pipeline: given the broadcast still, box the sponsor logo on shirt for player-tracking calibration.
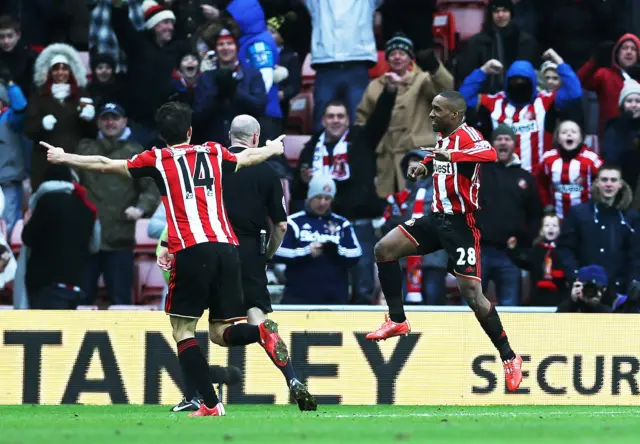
[555,184,583,193]
[433,161,453,175]
[300,230,340,244]
[511,120,538,134]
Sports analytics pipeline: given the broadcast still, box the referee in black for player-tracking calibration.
[192,115,316,411]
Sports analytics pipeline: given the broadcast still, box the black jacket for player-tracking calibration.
[602,114,640,193]
[477,156,542,248]
[558,182,640,294]
[87,75,128,112]
[290,87,396,220]
[0,38,37,97]
[22,189,96,296]
[112,6,190,126]
[457,24,538,93]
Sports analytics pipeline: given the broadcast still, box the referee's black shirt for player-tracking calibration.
[222,146,288,237]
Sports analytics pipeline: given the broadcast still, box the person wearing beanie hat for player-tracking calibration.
[357,33,453,198]
[557,265,613,313]
[87,53,126,111]
[540,60,560,91]
[0,75,28,235]
[476,122,542,306]
[142,0,176,32]
[274,174,362,306]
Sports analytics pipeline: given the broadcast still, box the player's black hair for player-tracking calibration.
[438,90,467,115]
[156,102,192,146]
[322,99,349,118]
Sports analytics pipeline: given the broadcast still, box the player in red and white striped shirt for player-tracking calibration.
[40,102,287,417]
[366,91,523,392]
[535,120,602,219]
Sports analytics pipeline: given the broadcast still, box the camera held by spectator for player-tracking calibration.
[557,265,612,313]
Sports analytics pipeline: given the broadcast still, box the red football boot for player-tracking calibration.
[365,314,411,341]
[259,319,289,366]
[188,402,226,417]
[503,353,523,392]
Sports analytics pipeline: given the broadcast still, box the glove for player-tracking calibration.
[42,114,57,131]
[594,41,616,68]
[215,68,237,98]
[79,104,95,121]
[273,65,289,84]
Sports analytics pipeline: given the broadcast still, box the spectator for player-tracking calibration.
[460,53,583,172]
[602,79,640,192]
[457,0,538,94]
[76,103,159,305]
[537,0,622,70]
[290,74,397,304]
[303,0,381,133]
[539,57,584,126]
[160,0,219,42]
[22,165,100,310]
[268,22,300,123]
[0,15,37,96]
[274,175,361,304]
[379,149,448,305]
[536,120,602,219]
[557,265,612,313]
[558,165,640,295]
[356,34,453,197]
[87,53,127,111]
[111,0,189,139]
[578,33,640,134]
[24,43,96,190]
[169,51,201,106]
[0,73,27,234]
[507,213,567,307]
[477,124,542,306]
[192,26,267,146]
[225,0,283,144]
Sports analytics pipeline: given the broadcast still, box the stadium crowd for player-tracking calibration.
[0,0,640,312]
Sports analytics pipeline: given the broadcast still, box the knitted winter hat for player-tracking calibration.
[492,124,516,141]
[142,0,176,30]
[490,0,513,13]
[577,265,608,288]
[618,79,640,105]
[307,175,336,201]
[0,84,9,106]
[385,33,414,60]
[540,60,558,74]
[90,53,116,72]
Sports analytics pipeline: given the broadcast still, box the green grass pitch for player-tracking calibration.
[1,405,639,443]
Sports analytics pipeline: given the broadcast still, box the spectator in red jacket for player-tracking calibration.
[578,33,640,134]
[535,120,602,219]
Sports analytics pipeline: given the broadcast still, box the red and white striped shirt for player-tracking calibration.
[535,146,602,219]
[127,142,239,253]
[420,124,496,214]
[480,91,556,172]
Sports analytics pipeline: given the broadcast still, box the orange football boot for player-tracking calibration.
[365,314,411,341]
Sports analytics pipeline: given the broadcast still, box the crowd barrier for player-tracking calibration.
[0,310,638,406]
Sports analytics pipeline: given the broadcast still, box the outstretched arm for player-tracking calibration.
[40,142,128,175]
[234,136,285,170]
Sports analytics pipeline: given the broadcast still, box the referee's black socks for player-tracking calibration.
[476,304,516,361]
[177,338,219,408]
[377,260,407,323]
[223,324,260,345]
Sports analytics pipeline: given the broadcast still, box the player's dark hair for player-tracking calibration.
[322,99,349,118]
[156,102,192,146]
[0,15,20,32]
[438,90,467,115]
[597,164,622,177]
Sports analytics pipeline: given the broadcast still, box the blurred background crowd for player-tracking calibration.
[0,0,639,313]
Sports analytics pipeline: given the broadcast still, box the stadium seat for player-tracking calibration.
[134,219,157,255]
[286,91,314,135]
[584,135,600,154]
[9,219,23,254]
[368,50,389,79]
[135,258,166,302]
[432,12,457,62]
[284,135,311,168]
[436,0,487,41]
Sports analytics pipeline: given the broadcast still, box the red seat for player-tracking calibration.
[437,0,487,41]
[368,50,389,79]
[10,219,23,254]
[134,219,157,255]
[584,135,600,155]
[286,91,314,135]
[432,12,457,62]
[284,135,311,168]
[135,257,165,302]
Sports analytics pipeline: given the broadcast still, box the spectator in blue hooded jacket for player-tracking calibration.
[274,175,362,305]
[225,0,283,145]
[459,50,583,173]
[192,26,267,146]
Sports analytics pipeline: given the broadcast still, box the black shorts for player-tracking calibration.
[399,212,482,281]
[237,235,272,314]
[165,242,247,323]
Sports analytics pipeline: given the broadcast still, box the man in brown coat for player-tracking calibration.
[356,33,453,198]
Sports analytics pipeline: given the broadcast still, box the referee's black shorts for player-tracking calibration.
[399,212,483,282]
[237,234,273,314]
[165,242,247,323]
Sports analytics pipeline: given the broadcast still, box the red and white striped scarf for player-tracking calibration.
[312,130,351,181]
